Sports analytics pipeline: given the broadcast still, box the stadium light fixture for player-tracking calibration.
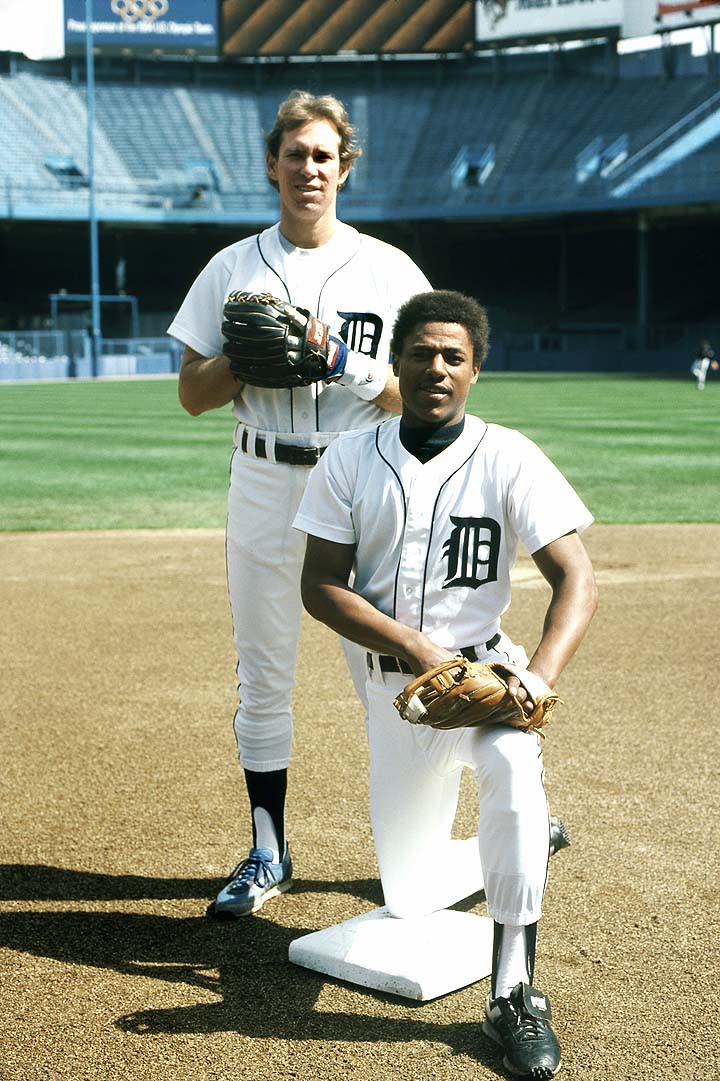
[84,0,101,378]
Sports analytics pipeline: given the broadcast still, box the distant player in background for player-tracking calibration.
[691,338,718,390]
[168,90,431,917]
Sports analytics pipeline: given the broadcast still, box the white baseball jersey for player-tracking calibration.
[167,221,431,774]
[167,222,431,441]
[294,414,594,650]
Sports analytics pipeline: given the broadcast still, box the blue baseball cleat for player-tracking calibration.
[212,844,293,917]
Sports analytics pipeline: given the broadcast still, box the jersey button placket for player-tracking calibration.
[396,477,431,627]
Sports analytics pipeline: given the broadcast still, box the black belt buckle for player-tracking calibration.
[275,442,324,466]
[240,430,325,466]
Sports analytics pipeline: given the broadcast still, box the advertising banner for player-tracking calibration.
[64,0,218,56]
[623,0,720,37]
[475,0,624,44]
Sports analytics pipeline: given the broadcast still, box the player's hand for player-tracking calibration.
[507,667,556,717]
[405,635,456,676]
[505,674,533,716]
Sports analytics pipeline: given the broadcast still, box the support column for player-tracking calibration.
[85,0,101,378]
[637,213,650,351]
[558,227,569,320]
[708,24,718,81]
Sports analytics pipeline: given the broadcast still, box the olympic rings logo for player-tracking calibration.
[110,0,169,23]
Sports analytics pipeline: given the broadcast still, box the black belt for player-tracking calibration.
[240,430,326,466]
[368,634,502,676]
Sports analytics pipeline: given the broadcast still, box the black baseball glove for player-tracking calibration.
[221,291,346,389]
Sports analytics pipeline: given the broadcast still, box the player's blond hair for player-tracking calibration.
[265,90,362,190]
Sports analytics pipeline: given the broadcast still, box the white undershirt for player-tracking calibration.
[277,228,349,314]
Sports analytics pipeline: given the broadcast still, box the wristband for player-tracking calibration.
[326,335,348,378]
[331,346,389,401]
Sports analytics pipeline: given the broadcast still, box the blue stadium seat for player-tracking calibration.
[1,51,719,221]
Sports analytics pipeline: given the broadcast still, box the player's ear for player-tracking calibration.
[337,161,351,189]
[266,151,278,183]
[468,344,481,383]
[392,352,400,376]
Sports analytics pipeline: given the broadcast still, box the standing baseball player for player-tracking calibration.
[691,338,718,390]
[168,90,431,917]
[295,290,598,1078]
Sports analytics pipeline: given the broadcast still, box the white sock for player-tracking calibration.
[253,807,280,863]
[494,925,530,1000]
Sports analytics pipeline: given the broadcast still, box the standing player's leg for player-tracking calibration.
[213,454,309,917]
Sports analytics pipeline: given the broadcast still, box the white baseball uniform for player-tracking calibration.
[692,354,714,389]
[168,222,431,770]
[294,415,594,922]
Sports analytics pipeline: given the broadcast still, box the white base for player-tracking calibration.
[289,906,494,1001]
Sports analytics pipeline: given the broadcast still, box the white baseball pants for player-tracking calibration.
[693,357,711,388]
[365,637,551,926]
[226,448,368,771]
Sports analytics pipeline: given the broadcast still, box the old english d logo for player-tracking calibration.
[442,516,500,589]
[337,312,383,357]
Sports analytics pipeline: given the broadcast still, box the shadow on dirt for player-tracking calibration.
[0,863,502,1074]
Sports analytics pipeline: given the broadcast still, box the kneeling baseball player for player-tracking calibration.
[294,290,598,1078]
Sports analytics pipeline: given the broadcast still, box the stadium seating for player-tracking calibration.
[1,41,719,377]
[1,46,719,222]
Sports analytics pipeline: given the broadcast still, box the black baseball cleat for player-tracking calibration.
[549,816,571,857]
[483,981,561,1079]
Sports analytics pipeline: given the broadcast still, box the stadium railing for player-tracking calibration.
[2,327,716,381]
[0,332,182,380]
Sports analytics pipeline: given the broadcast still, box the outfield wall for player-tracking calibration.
[486,346,691,374]
[0,330,698,380]
[0,332,182,380]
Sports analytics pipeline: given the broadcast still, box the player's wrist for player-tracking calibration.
[325,335,349,379]
[329,346,389,400]
[400,630,448,675]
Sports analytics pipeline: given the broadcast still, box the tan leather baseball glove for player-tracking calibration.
[393,658,560,734]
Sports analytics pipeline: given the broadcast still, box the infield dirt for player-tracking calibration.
[1,525,718,1081]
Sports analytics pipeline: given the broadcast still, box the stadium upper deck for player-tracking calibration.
[1,40,719,225]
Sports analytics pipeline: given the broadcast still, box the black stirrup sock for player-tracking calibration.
[491,921,539,1000]
[244,768,287,857]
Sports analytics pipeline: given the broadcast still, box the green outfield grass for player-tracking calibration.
[0,373,717,531]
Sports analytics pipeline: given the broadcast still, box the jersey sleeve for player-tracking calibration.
[504,431,594,554]
[387,250,432,317]
[361,238,432,348]
[166,250,232,358]
[292,438,358,545]
[408,256,433,295]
